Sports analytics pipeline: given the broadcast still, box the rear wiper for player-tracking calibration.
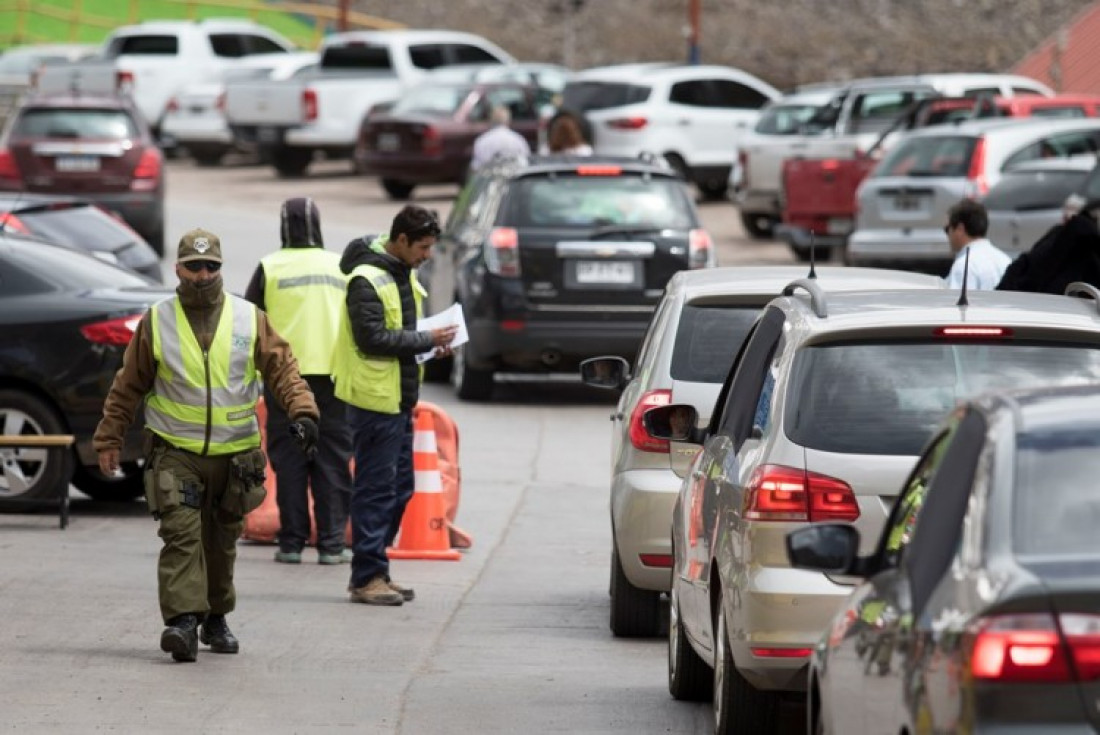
[589,224,666,239]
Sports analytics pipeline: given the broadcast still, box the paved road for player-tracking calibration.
[0,158,804,733]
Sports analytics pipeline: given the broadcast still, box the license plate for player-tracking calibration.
[893,194,922,211]
[826,217,853,234]
[377,132,400,152]
[188,104,206,114]
[257,126,278,143]
[55,155,99,172]
[575,260,636,285]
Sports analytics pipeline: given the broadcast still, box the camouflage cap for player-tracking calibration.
[177,228,223,264]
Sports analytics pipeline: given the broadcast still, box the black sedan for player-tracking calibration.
[788,380,1100,734]
[0,233,169,509]
[0,193,162,282]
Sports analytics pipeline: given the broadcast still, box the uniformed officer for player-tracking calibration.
[94,228,319,663]
[244,198,353,565]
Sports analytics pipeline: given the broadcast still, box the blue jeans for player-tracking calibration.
[347,407,414,587]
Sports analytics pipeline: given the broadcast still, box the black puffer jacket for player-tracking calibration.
[997,214,1100,295]
[340,234,434,412]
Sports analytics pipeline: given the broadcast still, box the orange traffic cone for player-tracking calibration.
[387,410,461,561]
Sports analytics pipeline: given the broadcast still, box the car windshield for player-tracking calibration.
[873,135,978,178]
[1014,425,1100,556]
[753,103,823,135]
[983,170,1090,211]
[671,305,761,383]
[561,81,650,112]
[391,84,474,116]
[12,108,136,139]
[785,341,1100,456]
[508,174,695,228]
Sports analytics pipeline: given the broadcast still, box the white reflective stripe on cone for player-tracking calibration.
[414,470,443,493]
[412,429,437,453]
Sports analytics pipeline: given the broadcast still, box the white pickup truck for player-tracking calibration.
[736,73,1053,238]
[223,29,515,177]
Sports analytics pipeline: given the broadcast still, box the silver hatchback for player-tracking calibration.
[848,117,1100,271]
[580,265,942,637]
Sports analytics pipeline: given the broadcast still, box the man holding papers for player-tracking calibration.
[332,206,457,606]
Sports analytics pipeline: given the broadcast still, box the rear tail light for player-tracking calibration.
[80,315,141,346]
[965,136,988,197]
[302,88,318,122]
[0,148,22,185]
[934,326,1012,338]
[820,158,840,171]
[116,70,134,93]
[971,614,1073,682]
[215,92,226,113]
[484,227,520,277]
[165,97,179,113]
[688,229,714,269]
[576,165,622,176]
[639,554,673,568]
[628,390,672,453]
[1059,613,1100,681]
[422,124,442,156]
[0,212,27,234]
[751,647,813,658]
[131,148,162,191]
[743,465,859,522]
[605,116,648,130]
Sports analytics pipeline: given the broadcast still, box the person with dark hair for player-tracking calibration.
[547,112,593,155]
[996,200,1100,295]
[944,198,1010,290]
[244,198,353,566]
[332,205,457,606]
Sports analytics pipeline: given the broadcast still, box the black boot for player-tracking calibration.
[160,614,199,662]
[199,614,239,654]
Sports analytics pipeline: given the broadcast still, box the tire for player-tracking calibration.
[0,389,73,511]
[422,355,453,383]
[713,602,779,734]
[381,178,416,201]
[71,462,144,502]
[669,583,713,700]
[739,211,776,240]
[610,546,662,637]
[190,146,226,167]
[451,343,494,401]
[272,147,313,178]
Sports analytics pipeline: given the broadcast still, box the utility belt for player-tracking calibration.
[142,431,268,519]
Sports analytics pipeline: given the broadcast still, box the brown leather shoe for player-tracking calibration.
[349,575,404,606]
[388,578,415,602]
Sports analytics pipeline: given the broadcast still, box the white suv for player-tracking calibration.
[561,63,780,199]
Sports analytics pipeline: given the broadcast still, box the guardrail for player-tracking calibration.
[0,0,404,49]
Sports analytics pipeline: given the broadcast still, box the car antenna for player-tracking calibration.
[807,230,818,279]
[956,247,971,307]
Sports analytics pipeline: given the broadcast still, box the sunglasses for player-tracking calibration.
[182,260,222,273]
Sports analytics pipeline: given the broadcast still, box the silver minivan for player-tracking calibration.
[848,117,1100,271]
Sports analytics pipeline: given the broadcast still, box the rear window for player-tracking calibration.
[506,174,695,229]
[873,135,977,178]
[1014,426,1100,555]
[753,103,822,135]
[671,305,761,383]
[7,204,135,250]
[392,84,473,116]
[1028,106,1088,119]
[320,44,393,71]
[12,108,137,139]
[785,341,1100,456]
[561,81,651,112]
[105,35,178,57]
[983,170,1090,211]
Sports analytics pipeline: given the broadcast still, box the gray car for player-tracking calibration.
[579,266,942,637]
[648,282,1100,734]
[789,375,1100,734]
[849,117,1100,272]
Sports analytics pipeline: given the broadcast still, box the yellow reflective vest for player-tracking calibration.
[145,295,261,455]
[260,248,346,376]
[332,263,424,414]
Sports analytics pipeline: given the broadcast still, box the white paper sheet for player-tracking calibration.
[416,303,468,364]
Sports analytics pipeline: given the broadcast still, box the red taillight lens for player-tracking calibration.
[422,125,442,156]
[688,229,714,269]
[302,88,318,122]
[215,92,226,113]
[605,116,648,130]
[116,70,134,92]
[966,136,988,197]
[576,165,622,176]
[743,465,859,522]
[80,315,141,346]
[0,211,27,233]
[934,326,1012,338]
[0,149,22,185]
[971,614,1072,682]
[485,227,520,277]
[639,554,673,568]
[131,148,162,191]
[165,97,179,113]
[1060,614,1100,681]
[628,390,672,453]
[820,158,840,171]
[751,647,813,658]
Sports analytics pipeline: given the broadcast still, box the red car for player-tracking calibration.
[0,84,166,254]
[355,81,540,200]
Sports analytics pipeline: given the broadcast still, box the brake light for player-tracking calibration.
[80,315,141,346]
[165,97,179,113]
[576,165,622,176]
[1059,613,1100,681]
[131,148,161,191]
[934,326,1012,338]
[971,614,1072,682]
[820,159,840,171]
[628,390,672,453]
[0,211,27,234]
[485,227,520,277]
[422,124,442,156]
[751,647,813,658]
[215,92,226,113]
[688,229,714,269]
[116,70,134,92]
[743,465,859,522]
[302,88,318,122]
[0,148,21,185]
[965,136,988,197]
[605,116,648,130]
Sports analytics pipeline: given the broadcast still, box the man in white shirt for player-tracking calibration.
[944,199,1011,290]
[470,106,531,173]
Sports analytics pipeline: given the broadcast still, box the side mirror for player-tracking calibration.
[786,524,863,575]
[579,356,630,390]
[642,403,704,445]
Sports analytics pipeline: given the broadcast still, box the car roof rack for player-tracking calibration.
[782,278,828,318]
[1065,281,1100,315]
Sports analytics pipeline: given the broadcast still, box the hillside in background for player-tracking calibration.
[349,0,1096,90]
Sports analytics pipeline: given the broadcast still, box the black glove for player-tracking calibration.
[289,417,319,460]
